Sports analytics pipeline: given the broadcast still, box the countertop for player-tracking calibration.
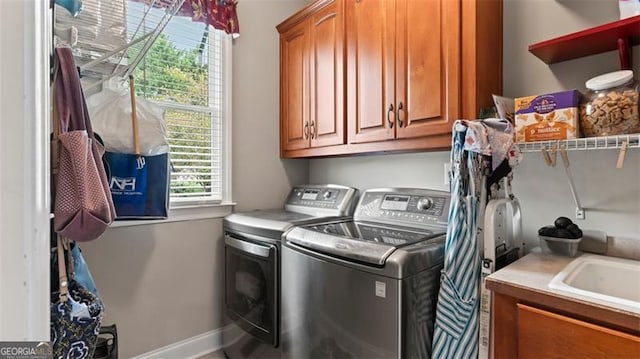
[486,250,640,333]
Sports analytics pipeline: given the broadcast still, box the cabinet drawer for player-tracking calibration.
[517,303,640,359]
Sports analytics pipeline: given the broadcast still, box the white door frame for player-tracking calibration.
[0,0,51,340]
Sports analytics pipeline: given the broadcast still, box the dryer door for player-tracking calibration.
[225,233,278,347]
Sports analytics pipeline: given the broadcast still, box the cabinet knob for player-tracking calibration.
[304,122,309,139]
[387,103,394,128]
[397,102,404,128]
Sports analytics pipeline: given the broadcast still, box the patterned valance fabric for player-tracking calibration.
[136,0,240,36]
[179,0,240,37]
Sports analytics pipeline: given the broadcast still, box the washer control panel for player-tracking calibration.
[354,188,450,227]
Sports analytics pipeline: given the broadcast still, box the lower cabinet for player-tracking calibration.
[518,303,640,358]
[493,293,640,359]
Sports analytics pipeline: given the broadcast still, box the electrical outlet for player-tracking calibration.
[444,163,451,185]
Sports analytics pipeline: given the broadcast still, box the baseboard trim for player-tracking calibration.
[132,327,224,359]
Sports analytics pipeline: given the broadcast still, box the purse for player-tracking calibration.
[52,47,115,241]
[51,236,104,359]
[51,240,102,305]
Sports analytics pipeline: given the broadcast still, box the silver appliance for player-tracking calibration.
[222,184,359,359]
[282,188,451,359]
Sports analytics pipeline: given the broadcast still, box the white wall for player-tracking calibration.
[504,0,626,96]
[81,220,226,357]
[310,0,640,249]
[0,0,50,341]
[310,151,450,192]
[0,0,30,340]
[232,0,309,211]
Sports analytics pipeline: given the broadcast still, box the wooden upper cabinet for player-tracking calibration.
[310,1,345,148]
[395,0,460,139]
[278,0,346,155]
[278,0,502,158]
[346,0,395,144]
[347,0,460,144]
[280,20,310,151]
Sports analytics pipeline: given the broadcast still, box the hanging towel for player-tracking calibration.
[432,123,483,359]
[432,119,521,359]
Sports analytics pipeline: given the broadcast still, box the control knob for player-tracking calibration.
[416,198,433,211]
[323,191,332,200]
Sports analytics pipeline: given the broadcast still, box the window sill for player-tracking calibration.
[109,202,236,228]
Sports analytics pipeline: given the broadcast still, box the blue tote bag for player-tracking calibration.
[106,152,169,219]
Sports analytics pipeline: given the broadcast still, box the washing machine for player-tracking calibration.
[282,188,451,359]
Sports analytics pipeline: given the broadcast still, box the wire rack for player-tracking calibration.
[517,133,640,152]
[54,0,186,88]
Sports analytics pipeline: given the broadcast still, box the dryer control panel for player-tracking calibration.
[284,185,359,215]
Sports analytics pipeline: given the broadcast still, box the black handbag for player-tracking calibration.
[50,236,104,359]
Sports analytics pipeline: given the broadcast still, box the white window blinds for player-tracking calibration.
[127,1,226,203]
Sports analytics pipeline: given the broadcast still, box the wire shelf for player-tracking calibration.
[517,134,640,152]
[54,0,186,88]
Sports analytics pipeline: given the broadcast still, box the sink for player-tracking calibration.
[549,254,640,313]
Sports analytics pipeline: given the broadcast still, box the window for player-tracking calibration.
[127,2,230,206]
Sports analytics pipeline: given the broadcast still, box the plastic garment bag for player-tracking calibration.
[88,89,169,156]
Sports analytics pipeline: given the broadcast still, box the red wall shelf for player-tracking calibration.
[528,15,640,69]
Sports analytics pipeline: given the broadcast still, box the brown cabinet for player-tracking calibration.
[491,292,640,359]
[344,0,395,144]
[310,3,345,148]
[347,0,459,145]
[517,303,640,359]
[278,0,502,158]
[280,20,310,151]
[278,0,345,154]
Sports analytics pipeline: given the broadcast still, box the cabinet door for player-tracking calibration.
[309,0,345,148]
[395,0,460,139]
[280,21,310,151]
[346,0,395,144]
[517,304,640,359]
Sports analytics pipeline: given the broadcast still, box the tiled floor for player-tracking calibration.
[196,350,226,359]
